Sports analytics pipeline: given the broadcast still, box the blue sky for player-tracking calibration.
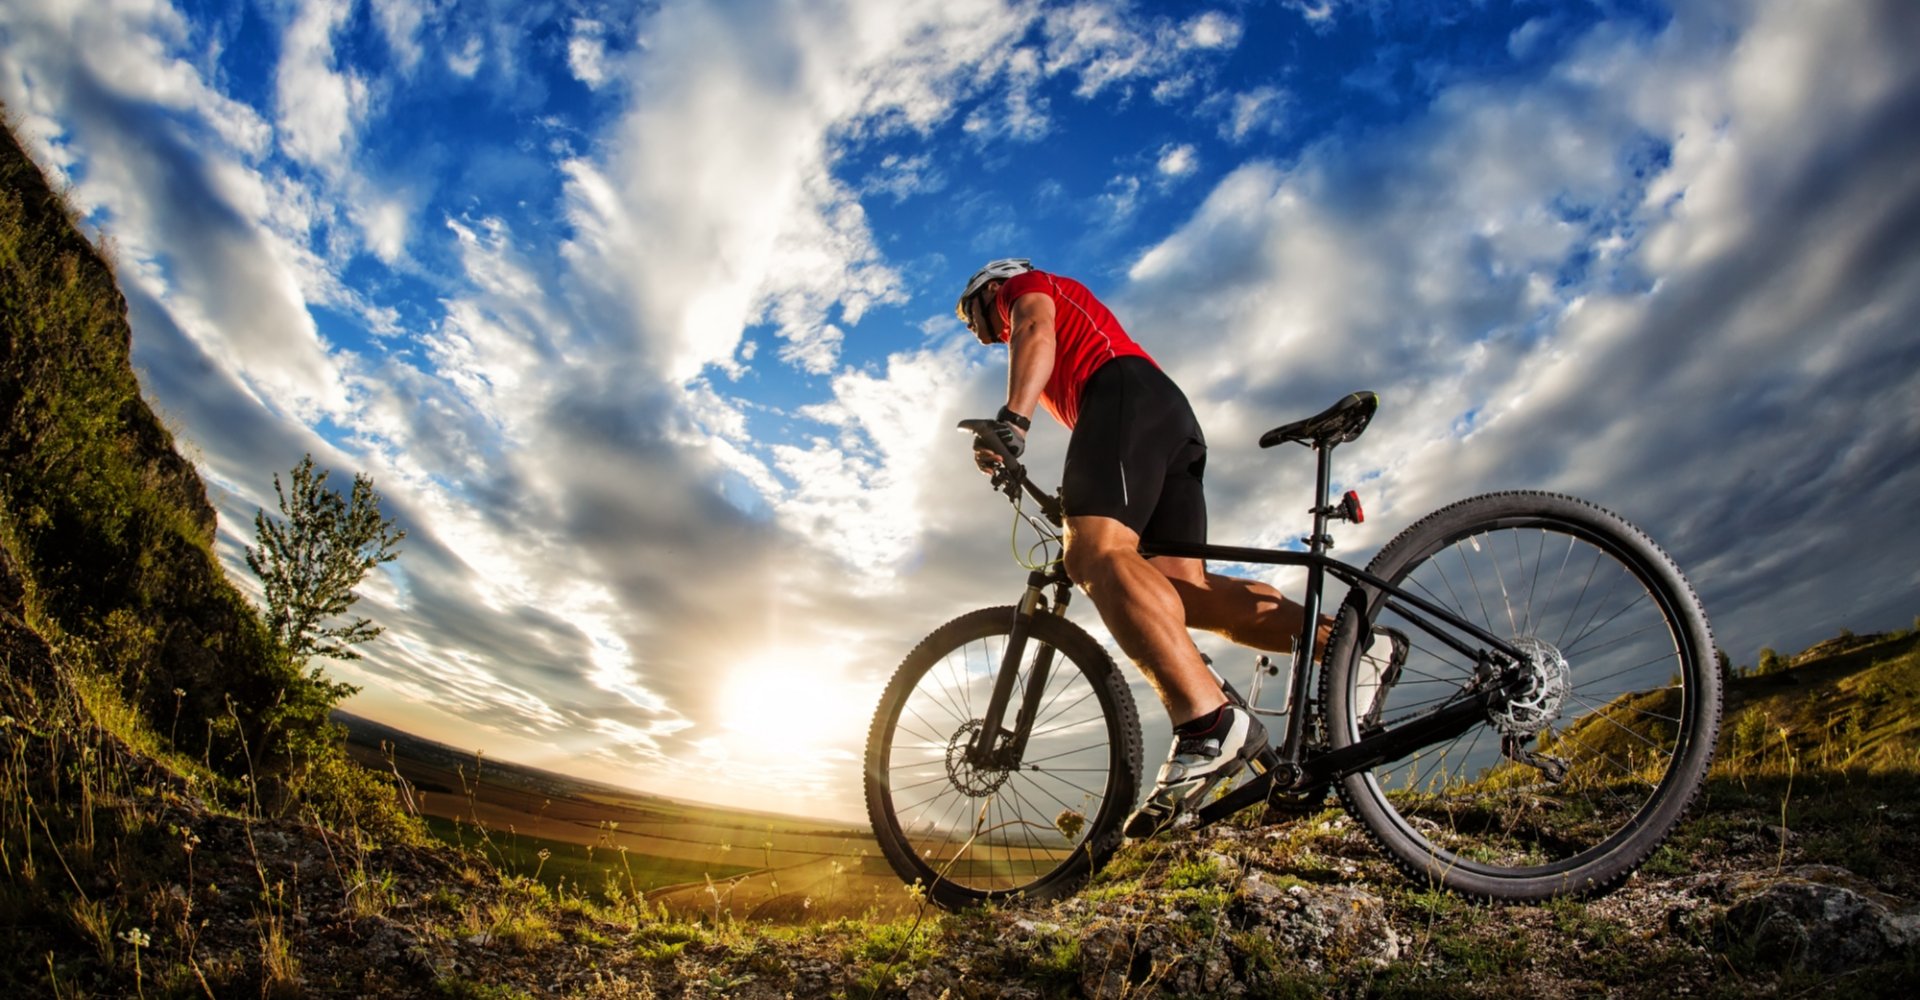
[3,0,1917,820]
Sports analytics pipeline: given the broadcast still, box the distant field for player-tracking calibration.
[340,718,921,921]
[419,815,759,894]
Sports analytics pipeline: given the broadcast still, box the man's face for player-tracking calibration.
[964,280,1005,345]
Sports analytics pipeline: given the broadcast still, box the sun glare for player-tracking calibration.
[720,651,865,757]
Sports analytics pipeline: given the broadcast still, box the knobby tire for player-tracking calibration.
[1322,491,1720,900]
[864,607,1143,911]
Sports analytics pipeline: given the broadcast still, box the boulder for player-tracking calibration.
[1693,865,1920,973]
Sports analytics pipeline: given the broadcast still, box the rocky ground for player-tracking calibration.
[67,779,1914,999]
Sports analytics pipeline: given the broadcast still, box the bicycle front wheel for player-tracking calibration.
[865,607,1142,910]
[1324,492,1720,900]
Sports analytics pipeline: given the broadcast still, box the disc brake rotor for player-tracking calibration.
[945,719,1012,797]
[1491,635,1570,737]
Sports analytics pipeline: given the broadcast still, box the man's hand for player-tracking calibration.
[973,420,1026,474]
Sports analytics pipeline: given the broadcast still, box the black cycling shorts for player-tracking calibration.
[1061,356,1208,546]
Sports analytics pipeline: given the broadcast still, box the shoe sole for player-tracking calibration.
[1124,716,1268,839]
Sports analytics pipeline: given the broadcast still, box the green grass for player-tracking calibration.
[421,814,757,898]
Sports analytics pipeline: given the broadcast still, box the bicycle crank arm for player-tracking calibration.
[1299,696,1488,786]
[1191,765,1277,828]
[1192,697,1488,830]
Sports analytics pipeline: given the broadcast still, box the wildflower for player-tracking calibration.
[118,928,151,948]
[537,849,551,861]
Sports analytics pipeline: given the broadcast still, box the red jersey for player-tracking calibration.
[992,270,1156,429]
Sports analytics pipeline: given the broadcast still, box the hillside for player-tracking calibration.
[11,618,1920,997]
[0,111,302,780]
[3,110,1919,997]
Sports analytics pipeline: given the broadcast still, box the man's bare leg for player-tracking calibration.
[1155,559,1338,655]
[1063,516,1225,726]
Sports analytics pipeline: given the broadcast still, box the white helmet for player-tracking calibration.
[954,258,1034,321]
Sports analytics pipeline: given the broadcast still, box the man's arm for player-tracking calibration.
[1003,291,1057,422]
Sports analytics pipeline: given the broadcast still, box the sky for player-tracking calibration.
[2,0,1917,822]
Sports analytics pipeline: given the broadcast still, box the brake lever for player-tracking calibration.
[960,418,1022,473]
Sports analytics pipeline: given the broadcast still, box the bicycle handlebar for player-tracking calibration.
[957,419,1065,527]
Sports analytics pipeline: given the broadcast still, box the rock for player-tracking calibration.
[1075,918,1235,999]
[1077,921,1133,1000]
[1236,875,1402,971]
[1696,866,1920,973]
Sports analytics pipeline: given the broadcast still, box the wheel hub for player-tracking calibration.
[945,719,1012,797]
[1490,636,1570,737]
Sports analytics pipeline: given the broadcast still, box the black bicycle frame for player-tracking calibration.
[962,430,1534,829]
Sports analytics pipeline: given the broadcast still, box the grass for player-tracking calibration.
[418,814,757,900]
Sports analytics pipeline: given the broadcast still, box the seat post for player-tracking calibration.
[1308,442,1336,555]
[1278,440,1337,768]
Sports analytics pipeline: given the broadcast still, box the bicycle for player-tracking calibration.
[863,391,1721,911]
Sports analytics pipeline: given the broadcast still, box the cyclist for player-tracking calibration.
[957,258,1405,837]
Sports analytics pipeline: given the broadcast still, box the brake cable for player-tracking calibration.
[1010,492,1064,571]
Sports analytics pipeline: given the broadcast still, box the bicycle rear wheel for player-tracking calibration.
[865,607,1141,910]
[1324,492,1719,900]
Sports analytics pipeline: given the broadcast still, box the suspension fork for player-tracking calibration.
[968,569,1072,766]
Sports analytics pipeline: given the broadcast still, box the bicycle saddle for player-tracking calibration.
[1259,391,1379,449]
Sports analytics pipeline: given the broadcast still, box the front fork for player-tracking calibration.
[968,570,1072,768]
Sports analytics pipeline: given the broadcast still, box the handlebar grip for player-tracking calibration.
[957,419,1064,527]
[958,418,1023,470]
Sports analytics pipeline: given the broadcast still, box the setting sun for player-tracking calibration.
[720,651,868,757]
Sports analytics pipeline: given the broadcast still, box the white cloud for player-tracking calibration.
[1284,1,1338,26]
[447,35,484,77]
[1041,3,1245,99]
[1508,17,1556,60]
[863,153,945,202]
[371,0,429,70]
[1218,85,1286,142]
[273,0,369,173]
[1157,142,1199,179]
[559,0,1097,382]
[773,340,982,583]
[0,0,272,162]
[567,18,612,89]
[1184,11,1243,50]
[1100,174,1143,219]
[354,194,411,263]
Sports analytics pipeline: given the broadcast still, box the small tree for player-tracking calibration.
[248,454,405,662]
